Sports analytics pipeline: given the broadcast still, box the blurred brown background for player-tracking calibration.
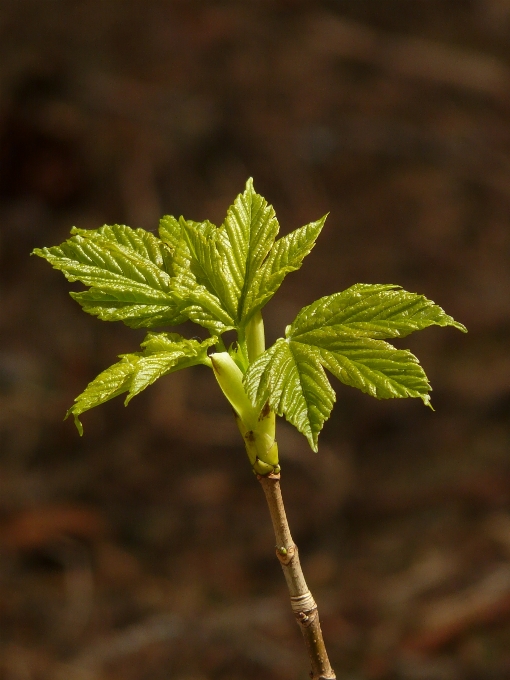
[0,2,510,679]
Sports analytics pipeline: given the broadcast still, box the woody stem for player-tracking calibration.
[258,474,336,680]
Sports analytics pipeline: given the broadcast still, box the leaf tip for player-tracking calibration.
[421,394,434,411]
[75,416,84,435]
[453,320,468,333]
[304,429,319,453]
[65,409,84,436]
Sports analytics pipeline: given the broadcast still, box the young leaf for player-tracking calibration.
[311,333,432,402]
[290,284,467,339]
[172,179,280,327]
[171,230,237,334]
[245,285,466,451]
[180,218,240,320]
[244,338,335,452]
[158,215,183,250]
[66,355,139,435]
[220,177,280,318]
[165,179,324,330]
[161,214,240,333]
[241,215,327,323]
[67,333,215,434]
[126,332,216,402]
[33,225,187,329]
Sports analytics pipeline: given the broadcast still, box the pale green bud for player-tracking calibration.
[211,351,280,475]
[210,352,259,430]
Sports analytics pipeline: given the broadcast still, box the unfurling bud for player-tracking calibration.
[210,352,259,429]
[211,352,280,476]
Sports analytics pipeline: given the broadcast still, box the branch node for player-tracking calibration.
[290,591,317,614]
[295,606,318,627]
[256,472,281,480]
[275,543,296,565]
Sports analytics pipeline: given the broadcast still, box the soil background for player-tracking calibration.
[1,2,510,679]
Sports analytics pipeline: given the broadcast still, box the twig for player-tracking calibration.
[259,473,336,680]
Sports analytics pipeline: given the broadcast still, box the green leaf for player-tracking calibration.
[168,179,323,329]
[67,333,215,434]
[312,333,432,402]
[290,284,467,339]
[158,215,183,250]
[66,355,139,435]
[244,339,335,452]
[175,178,280,326]
[126,333,215,403]
[220,177,280,318]
[241,215,327,322]
[33,225,187,329]
[171,230,236,334]
[245,285,466,450]
[130,180,326,333]
[180,218,239,319]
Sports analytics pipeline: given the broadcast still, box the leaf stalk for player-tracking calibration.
[245,310,265,362]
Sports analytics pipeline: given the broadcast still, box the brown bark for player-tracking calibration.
[258,474,336,680]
